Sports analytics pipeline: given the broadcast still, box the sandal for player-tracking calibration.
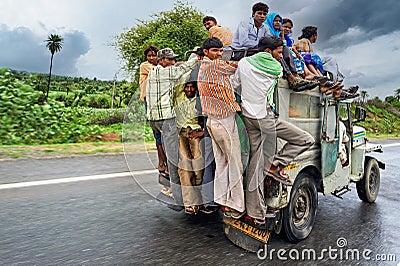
[253,217,266,225]
[325,84,344,95]
[231,210,245,219]
[311,75,328,84]
[159,166,170,179]
[320,81,339,93]
[321,80,340,87]
[253,218,267,229]
[222,206,245,219]
[245,215,267,229]
[185,205,199,215]
[221,206,232,217]
[266,169,293,186]
[161,186,174,198]
[345,85,359,94]
[158,164,169,176]
[200,205,219,214]
[290,77,319,92]
[338,92,360,100]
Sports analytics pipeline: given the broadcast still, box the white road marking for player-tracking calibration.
[0,169,158,190]
[1,142,397,190]
[381,143,400,148]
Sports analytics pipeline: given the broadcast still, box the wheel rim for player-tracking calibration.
[369,165,379,195]
[292,187,311,229]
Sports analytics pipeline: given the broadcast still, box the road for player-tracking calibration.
[0,140,399,265]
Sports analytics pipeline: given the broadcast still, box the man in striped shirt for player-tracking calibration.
[197,37,245,218]
[146,48,198,209]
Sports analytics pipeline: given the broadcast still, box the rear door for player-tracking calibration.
[321,98,350,194]
[321,98,339,177]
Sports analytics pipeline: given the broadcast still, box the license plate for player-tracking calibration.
[284,163,297,171]
[223,216,270,243]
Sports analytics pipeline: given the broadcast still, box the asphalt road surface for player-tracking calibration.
[0,139,399,265]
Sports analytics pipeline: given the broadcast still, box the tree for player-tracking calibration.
[360,90,369,104]
[114,0,207,80]
[395,88,400,101]
[385,95,396,104]
[45,34,64,101]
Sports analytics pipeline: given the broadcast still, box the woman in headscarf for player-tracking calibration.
[265,14,325,81]
[265,12,283,37]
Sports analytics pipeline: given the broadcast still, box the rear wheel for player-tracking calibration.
[282,172,318,243]
[356,158,380,203]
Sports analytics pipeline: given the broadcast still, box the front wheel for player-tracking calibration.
[282,172,318,243]
[356,158,380,203]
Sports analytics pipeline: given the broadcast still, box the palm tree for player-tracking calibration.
[360,90,369,104]
[45,34,64,101]
[395,88,400,101]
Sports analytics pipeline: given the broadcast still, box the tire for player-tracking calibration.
[356,158,380,203]
[282,172,318,243]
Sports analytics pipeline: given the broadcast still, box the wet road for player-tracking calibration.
[0,140,399,265]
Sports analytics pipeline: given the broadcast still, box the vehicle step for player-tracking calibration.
[331,186,351,199]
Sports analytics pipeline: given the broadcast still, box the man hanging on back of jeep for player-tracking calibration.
[231,35,315,226]
[146,48,198,210]
[197,37,245,219]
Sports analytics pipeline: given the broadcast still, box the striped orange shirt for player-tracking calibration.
[197,57,240,119]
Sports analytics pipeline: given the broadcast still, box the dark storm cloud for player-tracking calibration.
[317,0,399,52]
[0,24,90,76]
[52,31,91,75]
[272,0,400,53]
[0,25,48,72]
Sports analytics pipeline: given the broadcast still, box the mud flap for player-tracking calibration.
[223,216,271,252]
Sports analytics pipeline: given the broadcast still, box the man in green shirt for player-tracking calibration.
[175,80,204,214]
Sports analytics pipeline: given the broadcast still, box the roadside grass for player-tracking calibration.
[0,121,156,160]
[0,140,157,160]
[1,126,397,160]
[366,132,400,139]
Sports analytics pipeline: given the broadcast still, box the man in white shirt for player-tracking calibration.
[231,35,315,226]
[231,2,269,50]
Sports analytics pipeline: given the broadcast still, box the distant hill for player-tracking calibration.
[357,99,400,137]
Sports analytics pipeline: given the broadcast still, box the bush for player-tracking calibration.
[49,91,78,107]
[77,95,91,107]
[78,108,127,125]
[89,94,111,108]
[0,69,102,144]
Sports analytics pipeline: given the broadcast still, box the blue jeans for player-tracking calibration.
[144,99,163,145]
[153,129,163,145]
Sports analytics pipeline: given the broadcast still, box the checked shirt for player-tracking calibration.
[146,57,198,121]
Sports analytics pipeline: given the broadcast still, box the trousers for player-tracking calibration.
[206,114,245,212]
[178,127,204,206]
[243,110,315,219]
[149,118,183,206]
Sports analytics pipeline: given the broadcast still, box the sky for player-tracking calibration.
[0,0,399,99]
